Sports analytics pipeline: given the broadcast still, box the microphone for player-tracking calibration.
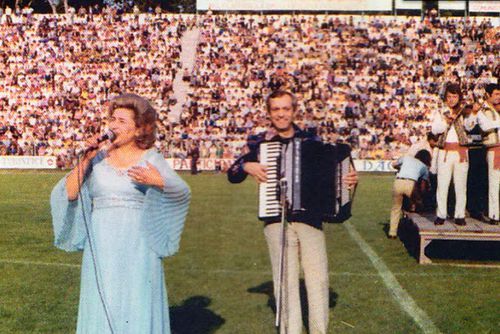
[97,130,116,143]
[81,130,116,155]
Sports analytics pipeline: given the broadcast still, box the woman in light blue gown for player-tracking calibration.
[50,94,191,334]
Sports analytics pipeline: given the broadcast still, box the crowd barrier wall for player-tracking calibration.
[0,156,395,172]
[0,157,397,172]
[166,158,397,172]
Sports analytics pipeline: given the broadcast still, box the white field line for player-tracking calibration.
[344,221,442,334]
[0,259,80,268]
[0,258,497,277]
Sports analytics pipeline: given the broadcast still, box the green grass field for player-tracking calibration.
[0,171,498,333]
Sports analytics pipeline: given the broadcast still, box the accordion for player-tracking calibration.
[258,138,355,223]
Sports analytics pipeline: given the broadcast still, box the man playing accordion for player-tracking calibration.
[228,90,357,334]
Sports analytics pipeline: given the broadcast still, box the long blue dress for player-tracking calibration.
[50,149,191,334]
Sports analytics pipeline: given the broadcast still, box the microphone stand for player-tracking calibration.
[275,177,288,333]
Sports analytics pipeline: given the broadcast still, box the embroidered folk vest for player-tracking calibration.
[436,107,469,148]
[481,102,500,147]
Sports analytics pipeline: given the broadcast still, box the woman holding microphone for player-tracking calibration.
[51,93,191,334]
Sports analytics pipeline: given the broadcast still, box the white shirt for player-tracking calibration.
[465,111,500,133]
[431,108,459,143]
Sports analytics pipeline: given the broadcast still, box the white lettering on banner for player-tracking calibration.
[354,160,396,172]
[171,158,190,170]
[166,158,396,173]
[166,158,236,171]
[0,156,57,169]
[470,1,500,13]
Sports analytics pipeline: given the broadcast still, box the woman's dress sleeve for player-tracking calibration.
[50,153,104,252]
[141,151,191,257]
[50,175,92,252]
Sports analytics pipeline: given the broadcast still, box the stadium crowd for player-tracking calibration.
[179,13,498,161]
[0,7,195,167]
[0,7,498,166]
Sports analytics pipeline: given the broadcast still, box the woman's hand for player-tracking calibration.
[128,162,164,189]
[81,135,101,161]
[82,134,114,161]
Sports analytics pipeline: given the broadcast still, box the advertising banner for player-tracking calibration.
[0,156,396,172]
[470,1,500,13]
[0,156,57,169]
[166,158,236,171]
[439,1,466,11]
[167,158,396,173]
[395,0,422,10]
[353,159,396,172]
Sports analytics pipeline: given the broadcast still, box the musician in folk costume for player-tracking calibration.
[463,101,488,222]
[432,83,473,226]
[227,90,357,334]
[465,83,500,224]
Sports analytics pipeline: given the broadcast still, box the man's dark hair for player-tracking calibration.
[444,83,463,101]
[266,90,298,112]
[427,132,439,142]
[415,149,432,167]
[485,83,499,96]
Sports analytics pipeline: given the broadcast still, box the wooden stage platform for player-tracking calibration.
[405,213,500,264]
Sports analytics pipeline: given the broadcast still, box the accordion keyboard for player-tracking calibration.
[259,142,282,219]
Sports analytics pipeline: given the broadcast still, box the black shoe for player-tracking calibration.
[490,219,499,226]
[434,217,445,225]
[455,218,466,226]
[470,212,488,222]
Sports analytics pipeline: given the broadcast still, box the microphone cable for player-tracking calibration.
[76,150,116,334]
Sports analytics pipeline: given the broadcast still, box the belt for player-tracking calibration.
[92,195,144,210]
[441,143,468,163]
[396,177,416,181]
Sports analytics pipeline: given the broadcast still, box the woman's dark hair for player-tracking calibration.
[415,149,432,167]
[108,93,157,149]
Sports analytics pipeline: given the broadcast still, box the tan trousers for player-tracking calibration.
[264,223,329,334]
[389,179,415,236]
[487,150,500,220]
[436,150,469,219]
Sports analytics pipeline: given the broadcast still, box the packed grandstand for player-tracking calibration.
[0,5,498,168]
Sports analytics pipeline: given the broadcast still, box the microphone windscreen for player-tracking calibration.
[104,130,116,142]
